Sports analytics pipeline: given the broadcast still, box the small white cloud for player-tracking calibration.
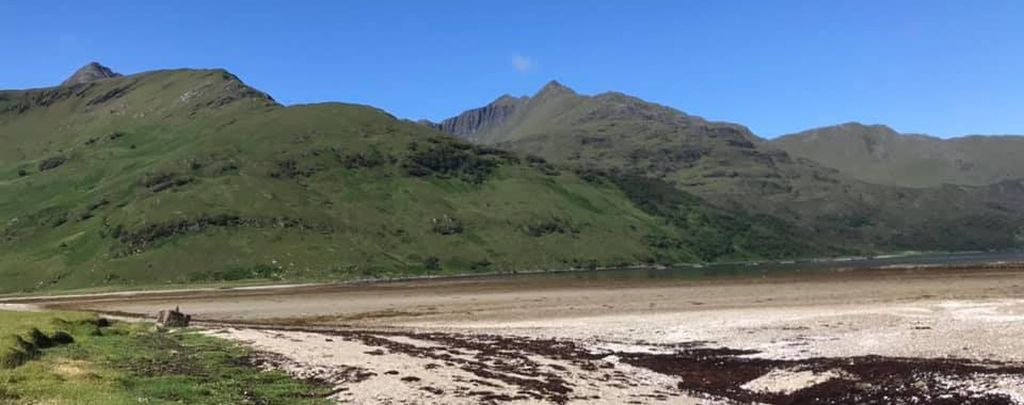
[511,54,535,73]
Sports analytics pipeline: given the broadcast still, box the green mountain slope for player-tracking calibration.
[0,65,831,293]
[434,82,1024,253]
[770,122,1024,188]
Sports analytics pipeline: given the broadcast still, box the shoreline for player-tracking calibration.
[3,251,1022,304]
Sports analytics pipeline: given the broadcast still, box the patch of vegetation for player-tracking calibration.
[520,217,580,237]
[611,173,822,261]
[87,84,134,106]
[572,167,606,184]
[0,310,329,403]
[525,155,559,175]
[342,148,394,169]
[423,256,441,272]
[187,264,284,282]
[77,198,110,222]
[269,159,319,179]
[141,171,194,193]
[431,214,464,235]
[0,312,101,370]
[115,214,331,255]
[470,258,493,270]
[37,156,67,172]
[403,141,500,184]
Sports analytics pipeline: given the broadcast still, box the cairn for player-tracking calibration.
[156,306,192,327]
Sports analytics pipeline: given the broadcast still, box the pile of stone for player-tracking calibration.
[156,306,192,327]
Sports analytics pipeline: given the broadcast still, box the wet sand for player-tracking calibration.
[16,264,1024,325]
[8,263,1024,403]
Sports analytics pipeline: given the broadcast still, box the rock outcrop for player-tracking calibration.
[62,62,122,86]
[432,95,527,138]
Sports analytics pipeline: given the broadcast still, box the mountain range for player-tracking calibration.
[430,81,1024,253]
[0,63,1021,293]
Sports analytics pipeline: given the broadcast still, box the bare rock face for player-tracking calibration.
[62,62,122,86]
[433,95,527,138]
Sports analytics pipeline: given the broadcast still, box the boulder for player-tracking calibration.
[156,307,192,327]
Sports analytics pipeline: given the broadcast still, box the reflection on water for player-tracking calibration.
[505,251,1024,285]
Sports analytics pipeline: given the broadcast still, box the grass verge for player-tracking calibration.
[0,310,329,404]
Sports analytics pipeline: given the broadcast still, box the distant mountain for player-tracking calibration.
[0,64,830,293]
[61,62,122,86]
[434,82,1024,253]
[770,122,1024,187]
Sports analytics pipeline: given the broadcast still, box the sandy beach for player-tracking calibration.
[9,263,1024,404]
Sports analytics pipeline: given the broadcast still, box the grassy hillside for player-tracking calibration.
[0,67,834,293]
[435,83,1024,253]
[771,122,1024,188]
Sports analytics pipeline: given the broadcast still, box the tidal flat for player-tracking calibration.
[10,260,1024,404]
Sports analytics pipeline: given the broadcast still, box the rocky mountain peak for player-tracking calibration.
[535,80,575,98]
[62,62,122,86]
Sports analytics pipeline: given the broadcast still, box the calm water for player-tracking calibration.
[503,250,1024,285]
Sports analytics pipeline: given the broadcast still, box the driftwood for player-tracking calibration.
[156,306,192,327]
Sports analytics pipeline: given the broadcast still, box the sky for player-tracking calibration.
[1,1,1022,138]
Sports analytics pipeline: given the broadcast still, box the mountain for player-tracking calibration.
[434,82,1024,253]
[0,64,832,293]
[61,62,122,86]
[770,122,1024,188]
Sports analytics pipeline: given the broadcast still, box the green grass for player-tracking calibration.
[0,310,329,404]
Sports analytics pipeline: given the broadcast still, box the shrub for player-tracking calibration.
[424,256,441,272]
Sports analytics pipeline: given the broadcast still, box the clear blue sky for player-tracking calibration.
[2,1,1022,138]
